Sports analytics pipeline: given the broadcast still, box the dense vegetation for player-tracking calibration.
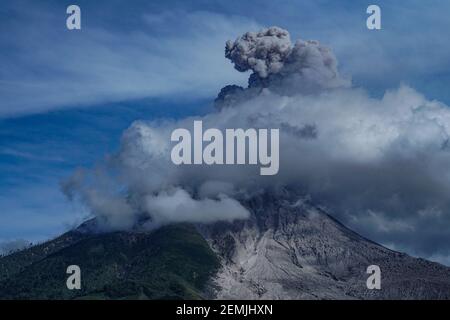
[0,224,219,299]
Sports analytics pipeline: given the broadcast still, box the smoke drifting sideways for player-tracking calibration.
[63,27,450,260]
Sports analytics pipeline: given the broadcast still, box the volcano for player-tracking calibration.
[1,191,449,300]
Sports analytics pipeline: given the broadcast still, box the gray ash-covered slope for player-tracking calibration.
[199,191,450,299]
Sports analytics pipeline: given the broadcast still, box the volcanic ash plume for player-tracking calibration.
[224,26,349,95]
[63,27,450,261]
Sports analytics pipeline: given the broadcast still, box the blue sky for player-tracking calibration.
[1,0,450,251]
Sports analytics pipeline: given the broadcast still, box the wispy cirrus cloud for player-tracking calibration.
[0,2,259,117]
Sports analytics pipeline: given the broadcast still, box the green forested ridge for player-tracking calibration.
[0,224,219,300]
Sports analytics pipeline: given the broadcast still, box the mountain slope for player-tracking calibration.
[0,224,219,299]
[0,230,87,283]
[1,192,450,299]
[199,191,450,299]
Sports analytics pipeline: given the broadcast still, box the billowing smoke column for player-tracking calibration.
[225,27,292,78]
[64,27,450,261]
[224,26,349,95]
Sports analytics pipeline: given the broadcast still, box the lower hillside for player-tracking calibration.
[0,224,219,299]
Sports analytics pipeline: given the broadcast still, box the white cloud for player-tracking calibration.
[143,188,250,228]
